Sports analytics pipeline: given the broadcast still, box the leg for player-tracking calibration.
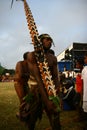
[45,107,61,130]
[26,115,37,130]
[52,113,61,130]
[26,94,43,130]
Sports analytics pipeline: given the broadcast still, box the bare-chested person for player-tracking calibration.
[14,34,61,130]
[14,52,30,104]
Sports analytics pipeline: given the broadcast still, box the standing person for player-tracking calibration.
[14,34,61,130]
[82,53,87,118]
[24,34,61,130]
[14,52,30,119]
[75,59,84,97]
[13,0,61,129]
[75,59,84,120]
[81,53,87,129]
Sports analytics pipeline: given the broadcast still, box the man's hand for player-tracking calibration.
[56,86,60,96]
[47,100,56,114]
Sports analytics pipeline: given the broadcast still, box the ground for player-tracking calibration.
[0,82,87,130]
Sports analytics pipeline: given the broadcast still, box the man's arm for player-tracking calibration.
[27,52,57,112]
[52,56,60,88]
[33,64,56,112]
[14,62,22,82]
[14,62,28,103]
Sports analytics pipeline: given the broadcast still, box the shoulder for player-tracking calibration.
[49,53,57,62]
[82,66,87,77]
[27,51,36,63]
[46,53,57,66]
[82,66,87,72]
[15,61,25,73]
[15,61,23,67]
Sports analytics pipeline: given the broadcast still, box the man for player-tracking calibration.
[14,51,30,105]
[26,34,61,130]
[82,53,87,116]
[14,34,61,130]
[81,53,87,129]
[75,59,84,96]
[75,59,84,121]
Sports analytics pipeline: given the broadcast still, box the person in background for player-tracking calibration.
[82,53,87,121]
[14,52,30,119]
[75,59,84,120]
[75,59,84,97]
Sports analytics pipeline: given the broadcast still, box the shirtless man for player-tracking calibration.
[26,34,61,130]
[14,52,30,104]
[14,34,61,130]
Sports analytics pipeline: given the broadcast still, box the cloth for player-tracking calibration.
[19,86,43,122]
[28,75,37,88]
[82,101,87,112]
[18,74,61,130]
[82,66,87,112]
[82,66,87,101]
[76,73,83,95]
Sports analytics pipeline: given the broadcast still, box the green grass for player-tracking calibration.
[0,82,86,130]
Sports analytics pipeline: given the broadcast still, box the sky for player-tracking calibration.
[0,0,87,69]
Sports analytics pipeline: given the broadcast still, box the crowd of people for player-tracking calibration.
[59,54,87,123]
[0,73,14,82]
[14,34,87,130]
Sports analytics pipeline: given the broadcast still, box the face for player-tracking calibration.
[42,37,52,50]
[84,55,87,64]
[76,62,81,69]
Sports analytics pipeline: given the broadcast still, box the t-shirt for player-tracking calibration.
[82,66,87,101]
[76,73,83,95]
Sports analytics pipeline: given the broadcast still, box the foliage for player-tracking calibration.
[0,65,5,75]
[0,65,15,75]
[49,96,61,112]
[2,69,15,75]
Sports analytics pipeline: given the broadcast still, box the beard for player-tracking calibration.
[43,44,52,51]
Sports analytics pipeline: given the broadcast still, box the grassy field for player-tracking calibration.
[0,82,87,130]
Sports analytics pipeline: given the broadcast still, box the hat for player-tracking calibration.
[38,34,55,46]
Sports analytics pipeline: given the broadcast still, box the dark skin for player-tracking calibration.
[26,38,61,130]
[27,37,59,112]
[14,57,29,104]
[27,51,59,113]
[14,38,61,130]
